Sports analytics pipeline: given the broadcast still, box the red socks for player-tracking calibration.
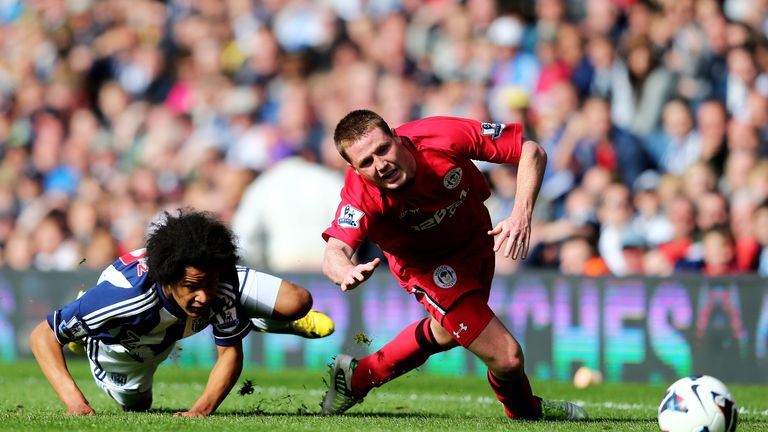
[351,318,445,397]
[487,369,542,419]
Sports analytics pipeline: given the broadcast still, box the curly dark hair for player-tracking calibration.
[145,209,239,285]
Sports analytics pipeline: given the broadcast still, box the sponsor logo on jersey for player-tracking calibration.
[59,317,88,340]
[433,265,457,289]
[191,317,208,333]
[443,167,462,189]
[411,189,468,231]
[338,204,364,228]
[481,122,505,139]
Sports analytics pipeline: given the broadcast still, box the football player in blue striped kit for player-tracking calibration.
[29,209,333,416]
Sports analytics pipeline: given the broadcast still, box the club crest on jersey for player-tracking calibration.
[338,204,364,228]
[481,122,505,139]
[443,167,462,189]
[433,265,457,289]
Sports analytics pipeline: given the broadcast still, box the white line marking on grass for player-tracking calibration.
[233,385,768,417]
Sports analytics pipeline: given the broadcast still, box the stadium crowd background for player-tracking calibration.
[0,0,766,278]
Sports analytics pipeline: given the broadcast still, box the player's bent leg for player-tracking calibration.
[321,318,450,415]
[242,273,335,338]
[458,302,587,420]
[462,315,541,420]
[270,280,312,321]
[89,340,160,414]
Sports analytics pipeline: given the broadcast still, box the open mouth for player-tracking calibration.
[189,305,209,315]
[380,169,398,181]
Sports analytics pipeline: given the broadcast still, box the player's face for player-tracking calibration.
[346,127,416,190]
[166,266,219,318]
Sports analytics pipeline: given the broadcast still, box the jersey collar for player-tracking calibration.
[155,282,186,319]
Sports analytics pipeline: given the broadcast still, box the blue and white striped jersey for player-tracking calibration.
[47,248,253,362]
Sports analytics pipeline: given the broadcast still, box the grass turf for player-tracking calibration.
[1,359,766,431]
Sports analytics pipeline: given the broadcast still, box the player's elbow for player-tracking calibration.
[29,321,54,358]
[522,140,547,163]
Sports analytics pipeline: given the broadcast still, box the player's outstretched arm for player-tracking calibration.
[323,237,381,292]
[488,139,547,259]
[29,321,96,415]
[176,343,244,416]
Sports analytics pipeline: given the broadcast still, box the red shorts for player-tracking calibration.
[403,253,495,347]
[440,291,495,347]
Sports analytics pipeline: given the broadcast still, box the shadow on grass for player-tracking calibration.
[147,407,454,419]
[149,407,664,424]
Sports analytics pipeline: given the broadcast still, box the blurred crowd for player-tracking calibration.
[0,0,766,278]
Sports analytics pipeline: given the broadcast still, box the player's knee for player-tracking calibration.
[490,351,525,380]
[276,282,313,320]
[121,399,152,412]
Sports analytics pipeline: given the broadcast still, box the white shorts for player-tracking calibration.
[87,338,173,409]
[238,269,282,319]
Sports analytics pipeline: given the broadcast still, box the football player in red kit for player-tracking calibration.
[320,109,588,420]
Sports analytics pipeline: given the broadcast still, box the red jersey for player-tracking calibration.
[323,116,524,283]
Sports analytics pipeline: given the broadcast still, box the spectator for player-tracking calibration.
[487,15,541,122]
[657,194,699,268]
[558,235,610,276]
[695,191,730,233]
[695,99,728,176]
[630,170,673,247]
[621,230,649,275]
[699,226,742,276]
[31,209,81,271]
[596,182,636,276]
[232,150,344,272]
[644,98,701,176]
[623,34,677,137]
[0,0,764,280]
[753,202,768,276]
[558,96,650,188]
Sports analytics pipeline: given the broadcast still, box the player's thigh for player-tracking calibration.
[240,270,311,320]
[272,280,311,320]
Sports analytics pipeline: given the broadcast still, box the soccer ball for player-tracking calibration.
[657,375,738,432]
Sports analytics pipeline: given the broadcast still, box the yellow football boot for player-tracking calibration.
[288,310,335,339]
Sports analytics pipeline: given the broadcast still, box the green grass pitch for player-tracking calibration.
[1,359,766,431]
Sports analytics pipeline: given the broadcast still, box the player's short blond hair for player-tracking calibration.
[333,109,392,162]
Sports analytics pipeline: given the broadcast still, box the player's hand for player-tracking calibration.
[65,402,96,416]
[340,258,381,292]
[487,215,531,259]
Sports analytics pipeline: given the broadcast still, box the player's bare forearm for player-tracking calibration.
[322,237,380,292]
[488,140,546,259]
[513,140,546,219]
[177,344,243,416]
[29,321,95,415]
